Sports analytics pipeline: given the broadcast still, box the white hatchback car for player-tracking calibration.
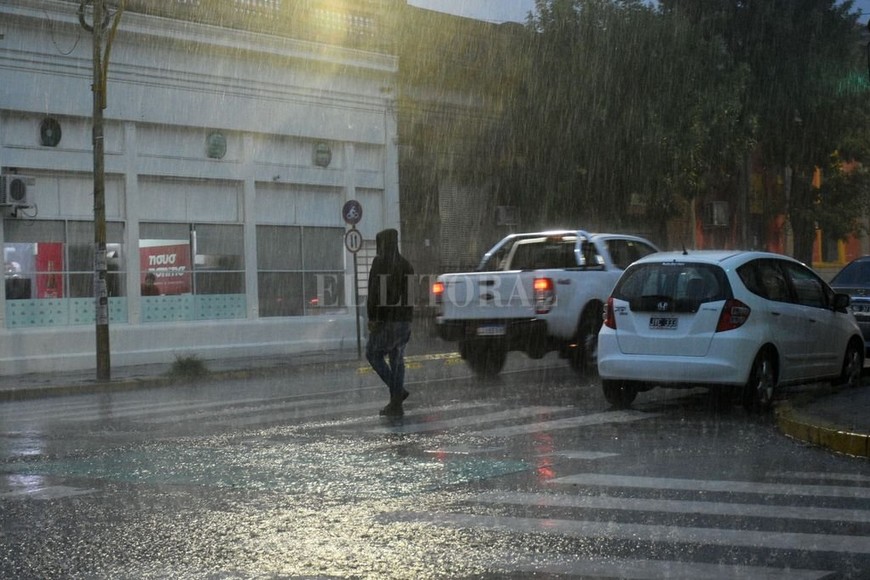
[597,250,864,411]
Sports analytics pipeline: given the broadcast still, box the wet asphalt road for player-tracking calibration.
[1,353,869,579]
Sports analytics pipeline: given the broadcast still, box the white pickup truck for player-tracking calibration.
[432,230,659,376]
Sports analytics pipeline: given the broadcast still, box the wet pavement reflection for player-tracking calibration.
[2,354,869,578]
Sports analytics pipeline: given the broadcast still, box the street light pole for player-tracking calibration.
[80,0,111,381]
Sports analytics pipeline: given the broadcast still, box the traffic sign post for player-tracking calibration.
[344,228,363,253]
[342,200,364,359]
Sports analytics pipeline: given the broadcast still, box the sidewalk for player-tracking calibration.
[0,335,867,459]
[0,332,454,402]
[774,383,870,459]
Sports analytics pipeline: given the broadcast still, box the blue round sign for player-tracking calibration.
[342,200,362,225]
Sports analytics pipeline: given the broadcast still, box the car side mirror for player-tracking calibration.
[833,292,851,312]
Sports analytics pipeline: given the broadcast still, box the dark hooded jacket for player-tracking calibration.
[367,228,414,323]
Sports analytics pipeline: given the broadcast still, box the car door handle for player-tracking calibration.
[770,311,781,316]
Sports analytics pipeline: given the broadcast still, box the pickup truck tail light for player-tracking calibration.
[716,299,750,332]
[603,297,616,329]
[432,281,445,315]
[534,277,555,314]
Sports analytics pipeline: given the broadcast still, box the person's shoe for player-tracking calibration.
[379,401,403,416]
[401,390,410,402]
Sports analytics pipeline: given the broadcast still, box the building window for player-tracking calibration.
[139,222,245,321]
[257,225,345,317]
[3,219,127,327]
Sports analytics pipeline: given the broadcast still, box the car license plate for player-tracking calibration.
[649,317,677,329]
[477,324,506,336]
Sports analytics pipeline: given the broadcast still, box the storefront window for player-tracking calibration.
[3,219,127,327]
[4,220,126,300]
[139,223,244,296]
[139,222,245,322]
[257,225,344,317]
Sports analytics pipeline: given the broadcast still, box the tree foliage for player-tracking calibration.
[501,0,869,257]
[662,0,869,262]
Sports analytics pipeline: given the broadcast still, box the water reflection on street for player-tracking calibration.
[1,354,869,578]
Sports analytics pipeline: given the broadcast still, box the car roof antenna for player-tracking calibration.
[682,242,688,256]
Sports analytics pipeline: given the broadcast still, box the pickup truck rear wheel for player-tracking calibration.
[569,305,603,376]
[461,340,507,377]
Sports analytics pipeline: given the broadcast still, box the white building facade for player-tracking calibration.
[0,0,399,375]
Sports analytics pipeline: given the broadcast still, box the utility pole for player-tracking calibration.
[79,0,121,381]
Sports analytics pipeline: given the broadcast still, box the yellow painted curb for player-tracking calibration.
[776,403,870,459]
[355,352,461,375]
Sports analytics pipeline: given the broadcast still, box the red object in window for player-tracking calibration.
[139,243,192,295]
[35,243,64,299]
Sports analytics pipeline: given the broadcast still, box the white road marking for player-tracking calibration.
[0,485,96,500]
[370,406,567,434]
[473,409,657,437]
[545,450,619,460]
[490,555,830,580]
[552,473,870,500]
[396,511,870,554]
[472,490,870,524]
[768,471,870,484]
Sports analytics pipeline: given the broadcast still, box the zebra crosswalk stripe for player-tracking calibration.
[393,510,870,554]
[485,555,830,580]
[473,490,870,524]
[369,406,566,434]
[472,409,656,437]
[552,473,870,500]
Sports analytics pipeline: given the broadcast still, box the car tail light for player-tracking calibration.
[534,277,555,314]
[603,296,616,329]
[716,299,750,332]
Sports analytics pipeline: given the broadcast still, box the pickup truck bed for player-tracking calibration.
[433,230,659,376]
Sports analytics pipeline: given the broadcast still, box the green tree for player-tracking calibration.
[503,0,750,242]
[661,0,870,263]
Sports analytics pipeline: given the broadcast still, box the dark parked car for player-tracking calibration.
[830,256,870,355]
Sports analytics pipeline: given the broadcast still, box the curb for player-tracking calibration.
[775,402,870,459]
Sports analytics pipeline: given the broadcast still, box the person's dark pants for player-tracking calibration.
[366,321,412,401]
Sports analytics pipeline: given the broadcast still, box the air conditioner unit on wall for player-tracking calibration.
[0,175,34,208]
[703,201,729,227]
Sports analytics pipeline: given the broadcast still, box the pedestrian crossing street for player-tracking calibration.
[3,393,870,578]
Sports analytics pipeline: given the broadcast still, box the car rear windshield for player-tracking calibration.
[831,261,870,286]
[613,262,730,313]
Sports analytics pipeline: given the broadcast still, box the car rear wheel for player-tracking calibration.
[461,340,507,378]
[602,380,637,409]
[836,339,864,389]
[742,349,776,413]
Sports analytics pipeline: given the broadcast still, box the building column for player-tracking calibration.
[123,122,142,324]
[383,101,400,233]
[242,133,259,319]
